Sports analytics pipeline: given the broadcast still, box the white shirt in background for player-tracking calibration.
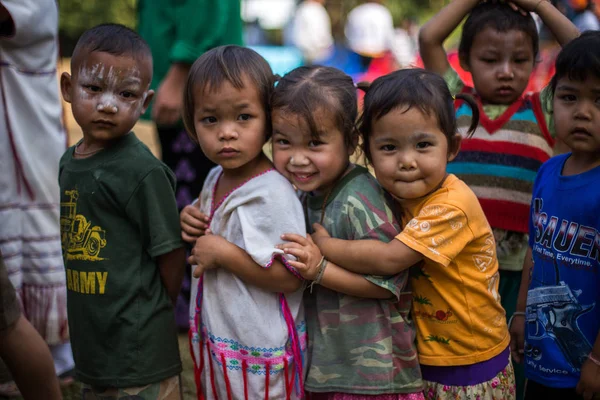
[291,1,333,63]
[344,2,395,57]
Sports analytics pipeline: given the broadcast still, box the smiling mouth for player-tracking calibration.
[291,172,316,183]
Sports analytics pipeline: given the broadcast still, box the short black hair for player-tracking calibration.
[549,31,600,96]
[358,69,478,161]
[459,2,539,63]
[271,65,358,149]
[183,45,275,142]
[72,23,152,69]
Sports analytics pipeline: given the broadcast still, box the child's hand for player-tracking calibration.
[577,358,600,399]
[509,314,525,363]
[188,234,225,278]
[311,223,331,246]
[278,234,323,281]
[180,202,210,244]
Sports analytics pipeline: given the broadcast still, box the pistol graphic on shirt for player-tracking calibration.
[526,282,594,369]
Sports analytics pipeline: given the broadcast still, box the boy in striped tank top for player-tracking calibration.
[419,1,579,398]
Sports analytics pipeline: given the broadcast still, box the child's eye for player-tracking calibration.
[559,94,577,102]
[84,85,102,92]
[380,144,396,151]
[308,140,323,148]
[416,142,432,149]
[120,91,135,99]
[238,114,251,121]
[201,116,217,124]
[514,58,530,64]
[480,58,496,64]
[275,138,290,146]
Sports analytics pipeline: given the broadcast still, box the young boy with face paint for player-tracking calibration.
[59,24,186,399]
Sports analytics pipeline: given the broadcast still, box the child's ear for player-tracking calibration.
[60,72,73,103]
[140,89,155,114]
[447,134,462,162]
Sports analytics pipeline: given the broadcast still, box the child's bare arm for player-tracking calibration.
[419,0,480,75]
[510,246,533,363]
[278,233,394,299]
[157,247,186,305]
[0,316,62,400]
[576,332,600,397]
[282,224,422,276]
[189,234,302,293]
[512,0,579,45]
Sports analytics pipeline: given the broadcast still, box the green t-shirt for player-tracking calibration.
[303,165,422,394]
[59,133,183,387]
[137,0,243,121]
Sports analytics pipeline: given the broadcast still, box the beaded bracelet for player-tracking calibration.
[589,353,600,367]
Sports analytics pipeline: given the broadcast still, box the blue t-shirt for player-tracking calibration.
[525,153,600,388]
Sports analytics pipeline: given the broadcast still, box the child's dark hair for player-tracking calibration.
[549,31,600,96]
[459,2,539,63]
[183,45,275,142]
[271,66,357,149]
[358,69,479,162]
[72,23,152,67]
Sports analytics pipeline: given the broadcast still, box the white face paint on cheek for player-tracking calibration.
[78,63,145,115]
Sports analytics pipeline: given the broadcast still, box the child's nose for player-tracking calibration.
[398,153,417,170]
[289,152,309,166]
[497,62,514,79]
[96,103,118,114]
[218,123,238,140]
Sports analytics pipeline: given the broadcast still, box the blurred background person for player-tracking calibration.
[0,0,74,396]
[344,0,396,69]
[289,0,334,64]
[566,0,600,31]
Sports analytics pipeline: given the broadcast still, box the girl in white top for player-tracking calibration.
[182,45,306,400]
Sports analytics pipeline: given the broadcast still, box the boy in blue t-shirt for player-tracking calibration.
[59,24,185,398]
[510,31,600,400]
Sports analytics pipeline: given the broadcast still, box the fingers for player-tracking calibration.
[286,260,308,272]
[276,242,304,251]
[181,206,210,226]
[280,233,309,246]
[205,228,213,235]
[312,223,327,233]
[192,264,205,278]
[182,231,198,244]
[187,254,196,265]
[282,247,308,262]
[509,337,522,364]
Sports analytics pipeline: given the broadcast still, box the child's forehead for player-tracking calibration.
[471,26,533,51]
[75,51,152,83]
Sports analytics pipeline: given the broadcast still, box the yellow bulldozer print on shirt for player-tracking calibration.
[60,189,107,261]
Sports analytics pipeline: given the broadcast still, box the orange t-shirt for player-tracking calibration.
[396,174,509,366]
